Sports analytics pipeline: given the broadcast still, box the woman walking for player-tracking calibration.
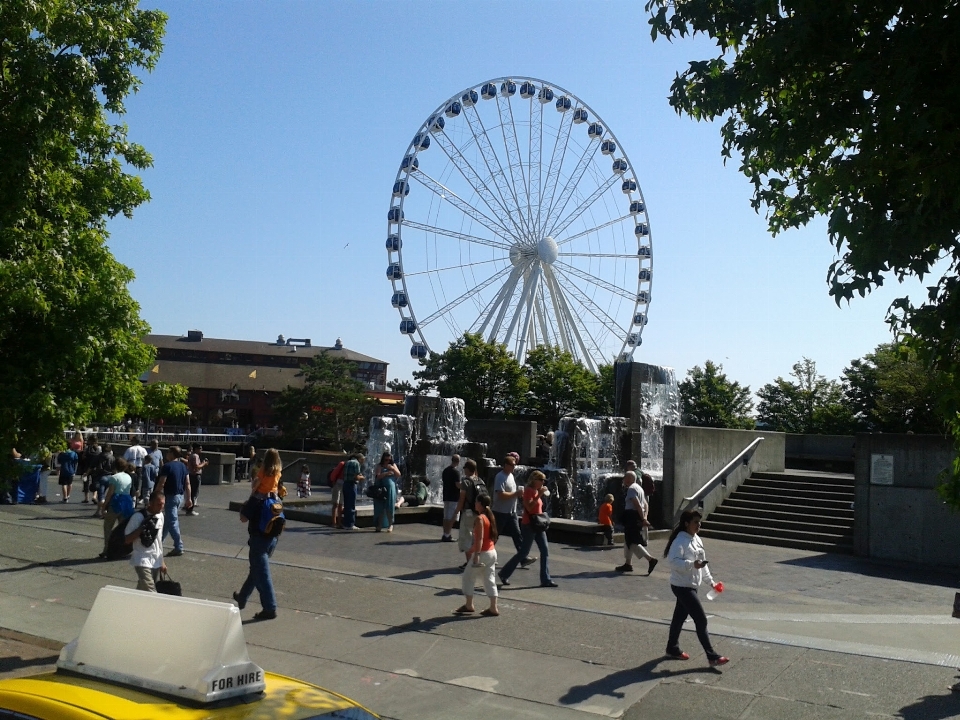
[455,494,500,616]
[498,470,557,588]
[663,510,728,666]
[372,452,399,532]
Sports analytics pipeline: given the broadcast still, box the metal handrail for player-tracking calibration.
[676,437,765,521]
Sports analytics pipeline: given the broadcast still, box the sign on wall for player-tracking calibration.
[870,454,895,485]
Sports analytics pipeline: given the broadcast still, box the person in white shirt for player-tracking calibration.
[124,493,166,592]
[123,437,148,503]
[663,509,728,667]
[615,471,658,574]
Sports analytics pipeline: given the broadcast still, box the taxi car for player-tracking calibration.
[0,587,378,720]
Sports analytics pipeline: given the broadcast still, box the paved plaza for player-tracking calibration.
[2,482,960,719]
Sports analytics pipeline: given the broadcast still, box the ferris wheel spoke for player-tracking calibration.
[404,256,505,278]
[505,263,542,358]
[557,214,633,246]
[553,260,637,303]
[477,262,526,340]
[541,135,603,239]
[538,107,575,237]
[402,220,512,252]
[433,130,524,240]
[552,265,630,343]
[528,98,543,237]
[417,265,513,328]
[409,171,516,242]
[463,104,527,242]
[496,93,532,238]
[559,252,641,259]
[547,174,622,240]
[542,268,579,359]
[544,267,599,373]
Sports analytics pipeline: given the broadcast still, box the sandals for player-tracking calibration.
[454,605,474,614]
[480,609,499,617]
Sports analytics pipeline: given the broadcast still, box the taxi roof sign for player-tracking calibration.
[57,585,266,704]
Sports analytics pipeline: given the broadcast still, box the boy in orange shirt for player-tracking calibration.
[598,493,615,546]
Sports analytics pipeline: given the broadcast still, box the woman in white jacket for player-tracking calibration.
[663,510,729,667]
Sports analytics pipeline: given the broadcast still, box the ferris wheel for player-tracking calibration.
[386,76,652,373]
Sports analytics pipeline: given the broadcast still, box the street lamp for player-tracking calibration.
[301,412,309,452]
[186,410,193,434]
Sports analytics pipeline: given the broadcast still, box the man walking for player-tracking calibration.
[616,470,658,574]
[340,454,364,530]
[492,454,535,567]
[441,454,461,542]
[124,493,166,592]
[123,436,147,504]
[157,446,191,557]
[234,493,281,620]
[185,443,207,516]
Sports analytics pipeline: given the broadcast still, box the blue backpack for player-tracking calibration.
[258,493,285,538]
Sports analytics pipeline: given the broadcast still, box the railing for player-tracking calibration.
[675,437,765,524]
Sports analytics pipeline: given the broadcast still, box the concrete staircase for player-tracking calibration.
[699,469,855,553]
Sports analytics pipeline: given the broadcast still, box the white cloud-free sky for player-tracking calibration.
[107,1,919,396]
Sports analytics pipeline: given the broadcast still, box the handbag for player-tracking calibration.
[365,482,387,501]
[529,512,551,532]
[156,569,182,596]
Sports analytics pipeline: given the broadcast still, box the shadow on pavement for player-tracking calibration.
[390,567,462,581]
[0,653,59,674]
[898,690,960,720]
[361,615,473,638]
[559,657,717,705]
[0,557,112,574]
[779,554,960,588]
[375,539,441,546]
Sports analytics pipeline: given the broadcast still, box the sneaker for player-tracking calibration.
[540,581,559,588]
[232,591,245,610]
[709,656,730,667]
[498,573,510,586]
[615,564,633,573]
[253,610,277,621]
[458,562,468,571]
[166,549,184,557]
[187,510,199,517]
[441,535,455,542]
[647,558,658,575]
[520,556,537,567]
[666,650,690,660]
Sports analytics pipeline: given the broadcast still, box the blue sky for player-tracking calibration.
[107,1,921,396]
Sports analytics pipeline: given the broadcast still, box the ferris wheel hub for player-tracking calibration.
[537,236,558,265]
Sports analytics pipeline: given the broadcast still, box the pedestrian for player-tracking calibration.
[598,493,615,546]
[185,443,207,515]
[233,493,281,621]
[340,453,364,530]
[401,477,429,507]
[123,492,166,592]
[91,444,115,516]
[615,471,659,574]
[663,509,728,666]
[157,446,191,557]
[372,452,400,532]
[297,464,311,498]
[141,454,158,504]
[56,446,78,503]
[78,434,101,504]
[441,454,461,542]
[329,459,345,528]
[455,493,500,617]
[123,436,147,504]
[455,459,482,568]
[252,448,282,497]
[68,430,84,452]
[492,454,536,568]
[98,458,133,559]
[498,470,557,588]
[147,439,163,472]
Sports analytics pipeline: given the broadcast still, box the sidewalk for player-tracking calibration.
[2,483,960,719]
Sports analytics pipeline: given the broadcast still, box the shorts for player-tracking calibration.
[330,480,344,506]
[458,509,475,552]
[443,501,460,522]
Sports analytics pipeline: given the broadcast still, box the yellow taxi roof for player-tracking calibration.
[0,670,377,720]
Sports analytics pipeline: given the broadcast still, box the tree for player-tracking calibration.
[522,345,600,426]
[842,344,944,434]
[645,2,960,491]
[413,333,526,419]
[135,382,189,424]
[757,359,856,435]
[594,363,616,418]
[272,352,375,450]
[0,2,166,453]
[679,361,754,429]
[387,379,416,394]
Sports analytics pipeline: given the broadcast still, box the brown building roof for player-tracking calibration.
[145,334,383,365]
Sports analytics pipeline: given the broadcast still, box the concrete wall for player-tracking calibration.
[246,450,348,488]
[854,433,960,566]
[465,420,536,464]
[785,433,855,472]
[661,426,785,524]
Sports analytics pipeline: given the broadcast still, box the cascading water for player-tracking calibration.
[362,414,414,502]
[636,365,680,479]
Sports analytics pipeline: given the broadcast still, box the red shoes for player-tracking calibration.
[709,656,730,667]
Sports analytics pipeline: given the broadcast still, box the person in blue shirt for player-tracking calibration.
[57,448,79,503]
[157,446,192,557]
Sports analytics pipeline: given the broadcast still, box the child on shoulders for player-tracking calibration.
[252,448,283,498]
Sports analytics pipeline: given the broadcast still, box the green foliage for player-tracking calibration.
[594,363,616,417]
[842,343,944,434]
[679,360,754,429]
[757,359,856,435]
[522,345,600,425]
[413,333,526,419]
[272,352,376,449]
[0,1,166,453]
[135,382,189,422]
[387,379,416,394]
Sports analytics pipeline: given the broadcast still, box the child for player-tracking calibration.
[252,448,282,498]
[598,493,615,546]
[297,464,311,498]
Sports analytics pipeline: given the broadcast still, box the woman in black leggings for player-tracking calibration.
[663,510,728,667]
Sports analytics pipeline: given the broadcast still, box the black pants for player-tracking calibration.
[189,474,201,507]
[667,585,718,660]
[494,511,522,553]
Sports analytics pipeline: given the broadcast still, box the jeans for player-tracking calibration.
[342,480,357,528]
[494,511,523,554]
[667,585,719,660]
[162,494,184,551]
[189,474,201,507]
[237,534,278,612]
[500,524,551,585]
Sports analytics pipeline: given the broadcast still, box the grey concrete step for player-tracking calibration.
[709,509,853,536]
[702,517,852,544]
[698,527,855,554]
[735,486,855,509]
[752,470,855,487]
[744,477,855,495]
[722,496,854,519]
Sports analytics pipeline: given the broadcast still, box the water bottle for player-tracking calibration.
[706,581,724,601]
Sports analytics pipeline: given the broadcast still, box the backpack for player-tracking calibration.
[109,492,135,519]
[106,522,133,560]
[462,476,489,508]
[137,510,160,547]
[641,474,655,499]
[327,461,345,487]
[258,493,285,538]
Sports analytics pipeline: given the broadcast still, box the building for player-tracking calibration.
[144,332,400,428]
